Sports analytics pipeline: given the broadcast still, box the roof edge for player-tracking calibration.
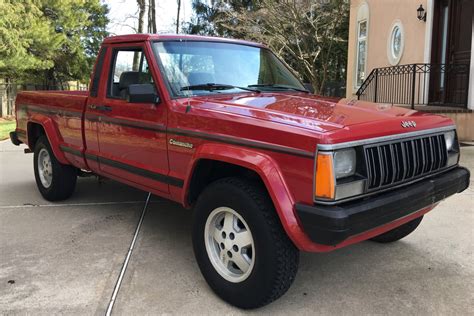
[102,34,265,48]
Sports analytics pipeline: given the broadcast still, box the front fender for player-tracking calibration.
[27,114,68,165]
[183,142,316,251]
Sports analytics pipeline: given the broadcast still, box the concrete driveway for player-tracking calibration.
[1,139,473,315]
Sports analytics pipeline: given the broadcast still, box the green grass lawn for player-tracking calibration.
[0,120,16,141]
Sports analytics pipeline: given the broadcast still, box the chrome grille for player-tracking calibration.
[365,134,448,190]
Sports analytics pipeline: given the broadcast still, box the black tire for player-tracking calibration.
[370,216,423,243]
[192,177,299,309]
[33,136,77,201]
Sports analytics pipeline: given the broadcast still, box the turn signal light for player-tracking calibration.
[315,153,335,199]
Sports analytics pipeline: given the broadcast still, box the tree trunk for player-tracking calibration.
[148,0,157,33]
[137,0,145,33]
[134,0,146,70]
[0,78,8,117]
[176,0,181,33]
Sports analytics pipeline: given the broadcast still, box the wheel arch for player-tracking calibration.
[186,159,265,206]
[27,116,68,164]
[183,143,314,250]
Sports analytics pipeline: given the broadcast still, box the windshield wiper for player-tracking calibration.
[248,83,309,93]
[181,83,260,93]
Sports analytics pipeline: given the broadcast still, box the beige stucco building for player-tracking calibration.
[346,0,473,140]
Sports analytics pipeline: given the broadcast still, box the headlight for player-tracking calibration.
[314,148,360,201]
[334,148,356,179]
[444,131,455,151]
[444,130,459,167]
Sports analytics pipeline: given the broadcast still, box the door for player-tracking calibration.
[429,0,472,106]
[89,44,170,193]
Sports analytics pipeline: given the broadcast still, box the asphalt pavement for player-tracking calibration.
[1,139,473,315]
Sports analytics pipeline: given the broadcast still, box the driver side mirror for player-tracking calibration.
[127,84,160,104]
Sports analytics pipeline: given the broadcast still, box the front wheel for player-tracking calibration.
[192,177,299,309]
[33,136,77,201]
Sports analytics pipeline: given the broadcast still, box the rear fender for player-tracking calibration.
[184,143,315,250]
[27,114,68,164]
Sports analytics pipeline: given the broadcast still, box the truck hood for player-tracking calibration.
[190,92,453,135]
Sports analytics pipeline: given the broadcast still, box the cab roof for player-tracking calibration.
[103,34,265,48]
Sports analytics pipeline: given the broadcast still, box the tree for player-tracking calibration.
[37,0,109,85]
[0,1,60,78]
[183,0,257,36]
[182,0,219,35]
[185,0,349,95]
[136,0,146,33]
[148,0,157,33]
[176,0,181,33]
[0,0,109,86]
[222,0,349,93]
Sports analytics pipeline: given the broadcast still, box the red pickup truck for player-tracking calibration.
[10,34,470,309]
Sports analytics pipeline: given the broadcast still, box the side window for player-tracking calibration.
[108,49,154,100]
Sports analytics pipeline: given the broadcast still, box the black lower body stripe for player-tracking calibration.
[59,145,184,188]
[19,104,83,118]
[60,145,82,156]
[98,156,184,187]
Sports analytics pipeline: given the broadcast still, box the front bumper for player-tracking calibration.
[296,167,470,246]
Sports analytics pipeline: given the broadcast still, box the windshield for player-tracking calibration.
[153,41,305,97]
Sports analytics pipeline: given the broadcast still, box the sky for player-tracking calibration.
[102,0,194,35]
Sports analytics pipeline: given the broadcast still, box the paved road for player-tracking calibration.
[1,140,473,315]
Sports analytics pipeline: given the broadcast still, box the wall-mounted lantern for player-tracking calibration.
[417,4,427,22]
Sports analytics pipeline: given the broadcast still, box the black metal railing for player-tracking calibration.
[356,63,470,109]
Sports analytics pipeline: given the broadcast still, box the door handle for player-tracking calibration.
[97,105,112,112]
[89,104,112,112]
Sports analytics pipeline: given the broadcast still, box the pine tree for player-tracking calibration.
[0,0,59,77]
[0,0,109,85]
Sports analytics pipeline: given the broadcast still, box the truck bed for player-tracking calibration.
[15,90,88,128]
[14,90,89,169]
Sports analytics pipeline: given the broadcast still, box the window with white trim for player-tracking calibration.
[387,21,404,66]
[354,2,369,90]
[356,20,368,87]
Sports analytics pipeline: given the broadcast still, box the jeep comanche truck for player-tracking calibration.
[10,34,470,309]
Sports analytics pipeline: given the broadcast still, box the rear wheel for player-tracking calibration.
[192,177,299,309]
[370,216,423,243]
[33,136,77,201]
